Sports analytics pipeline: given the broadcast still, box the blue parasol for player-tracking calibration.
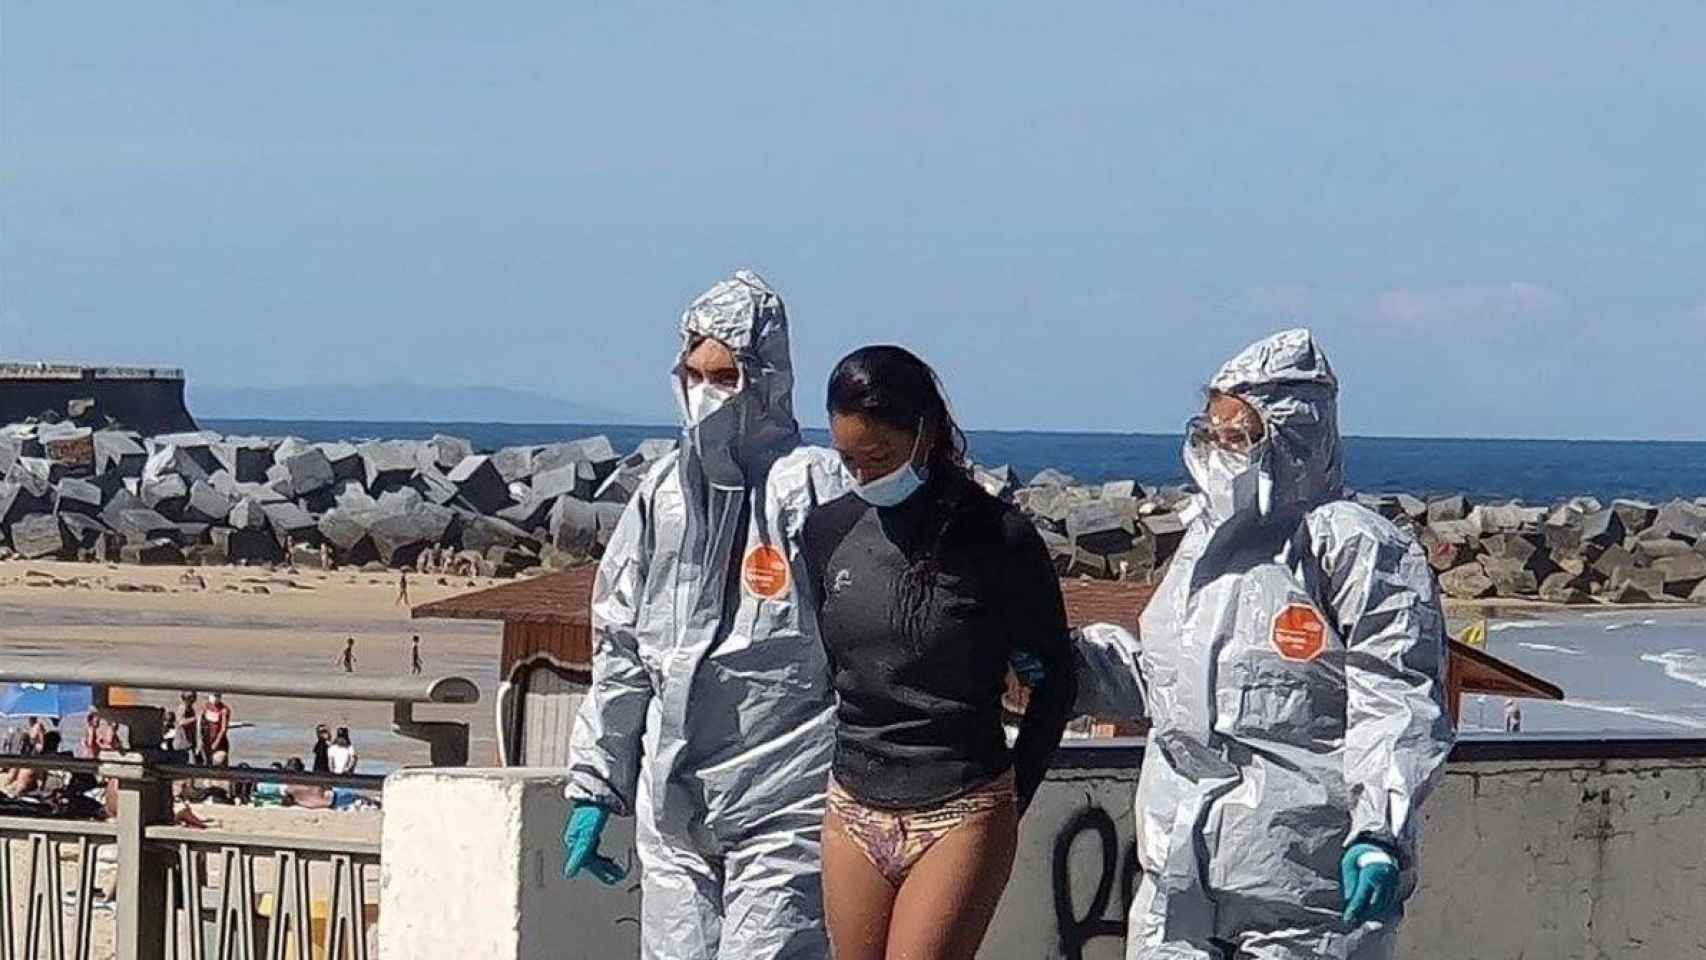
[0,683,95,719]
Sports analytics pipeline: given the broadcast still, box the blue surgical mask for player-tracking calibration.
[854,428,927,508]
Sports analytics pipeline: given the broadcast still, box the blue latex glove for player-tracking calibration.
[562,804,627,885]
[1010,650,1046,687]
[1341,841,1401,926]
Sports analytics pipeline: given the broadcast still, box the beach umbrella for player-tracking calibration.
[0,682,94,718]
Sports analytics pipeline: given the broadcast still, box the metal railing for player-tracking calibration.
[1,754,383,960]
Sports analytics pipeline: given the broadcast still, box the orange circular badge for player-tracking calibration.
[742,544,791,600]
[1271,603,1328,662]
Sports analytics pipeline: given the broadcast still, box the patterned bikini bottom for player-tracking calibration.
[825,769,1016,887]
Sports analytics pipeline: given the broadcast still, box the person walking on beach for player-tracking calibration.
[339,637,357,674]
[410,635,423,676]
[395,570,410,606]
[803,346,1077,960]
[1072,330,1453,959]
[563,272,849,959]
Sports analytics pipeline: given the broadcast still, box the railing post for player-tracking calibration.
[106,754,171,960]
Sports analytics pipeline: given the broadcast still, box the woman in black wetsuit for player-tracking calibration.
[802,345,1076,960]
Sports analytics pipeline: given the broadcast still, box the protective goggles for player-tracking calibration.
[1185,413,1265,456]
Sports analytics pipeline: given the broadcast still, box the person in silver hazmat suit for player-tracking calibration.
[1074,328,1454,959]
[562,271,847,959]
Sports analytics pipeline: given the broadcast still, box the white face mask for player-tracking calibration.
[1185,440,1265,524]
[678,379,737,427]
[853,427,927,508]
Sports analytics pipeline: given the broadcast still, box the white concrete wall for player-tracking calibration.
[379,768,640,960]
[378,754,1706,959]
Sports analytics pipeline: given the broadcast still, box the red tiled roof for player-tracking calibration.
[411,567,597,625]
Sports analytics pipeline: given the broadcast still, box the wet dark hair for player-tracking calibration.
[826,345,970,644]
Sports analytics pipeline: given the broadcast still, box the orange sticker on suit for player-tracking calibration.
[1272,603,1327,662]
[742,544,791,599]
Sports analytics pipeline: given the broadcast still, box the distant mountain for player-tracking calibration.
[189,382,651,424]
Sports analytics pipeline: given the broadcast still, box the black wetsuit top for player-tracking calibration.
[802,471,1076,811]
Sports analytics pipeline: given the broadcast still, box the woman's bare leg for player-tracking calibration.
[882,803,1017,960]
[823,809,900,960]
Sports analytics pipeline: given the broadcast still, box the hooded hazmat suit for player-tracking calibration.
[566,272,847,959]
[1074,329,1454,959]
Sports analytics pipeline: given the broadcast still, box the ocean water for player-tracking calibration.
[206,418,1706,504]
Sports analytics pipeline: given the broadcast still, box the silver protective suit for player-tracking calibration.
[1079,329,1454,959]
[566,271,847,960]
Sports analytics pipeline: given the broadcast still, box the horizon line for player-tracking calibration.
[198,416,1706,447]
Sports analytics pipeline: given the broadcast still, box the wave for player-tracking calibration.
[1490,621,1559,633]
[1555,698,1706,731]
[1604,619,1660,632]
[1641,650,1706,691]
[1518,642,1581,656]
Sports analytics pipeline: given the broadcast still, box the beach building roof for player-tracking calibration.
[411,566,596,626]
[412,567,1562,726]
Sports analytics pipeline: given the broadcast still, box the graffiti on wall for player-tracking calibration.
[1051,804,1139,960]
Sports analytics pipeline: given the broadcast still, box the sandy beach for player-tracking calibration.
[0,558,508,774]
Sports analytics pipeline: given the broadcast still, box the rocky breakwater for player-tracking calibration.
[0,421,674,576]
[989,467,1706,607]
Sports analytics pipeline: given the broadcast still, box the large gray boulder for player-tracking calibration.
[1634,537,1695,564]
[1581,509,1627,550]
[212,526,280,565]
[1029,468,1078,489]
[447,455,511,515]
[1439,563,1495,599]
[141,474,190,520]
[424,435,474,473]
[1647,500,1706,545]
[7,457,56,498]
[104,507,181,545]
[594,460,656,506]
[11,514,69,559]
[53,477,104,517]
[358,441,420,493]
[1469,503,1545,534]
[182,480,233,525]
[377,487,425,516]
[550,496,600,558]
[213,440,274,484]
[282,448,336,498]
[1066,498,1138,556]
[261,501,318,548]
[142,442,211,485]
[1610,499,1659,537]
[1426,495,1470,524]
[368,503,457,566]
[60,513,108,553]
[93,430,147,477]
[1539,572,1595,605]
[462,515,537,556]
[1480,556,1539,597]
[318,507,379,559]
[497,494,555,533]
[317,442,365,485]
[411,469,461,507]
[1607,566,1667,604]
[227,497,269,532]
[0,435,18,477]
[1653,552,1706,599]
[491,447,539,484]
[531,462,591,503]
[120,538,185,566]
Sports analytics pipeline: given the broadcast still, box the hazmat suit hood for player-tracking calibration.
[1193,328,1344,526]
[674,270,800,492]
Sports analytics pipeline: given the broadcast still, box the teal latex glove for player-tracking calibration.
[1341,841,1401,926]
[1010,650,1046,687]
[562,805,627,885]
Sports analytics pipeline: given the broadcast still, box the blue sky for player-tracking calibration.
[3,3,1703,439]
